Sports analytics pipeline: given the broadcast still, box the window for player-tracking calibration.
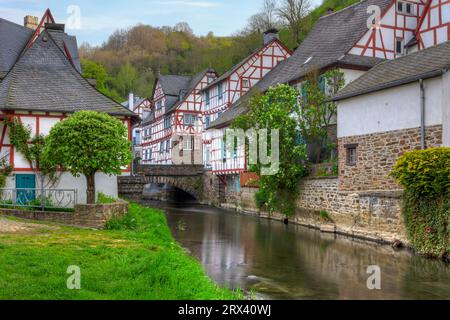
[205,116,211,129]
[242,78,250,89]
[318,75,326,93]
[160,142,164,154]
[148,149,152,161]
[166,140,171,153]
[205,90,210,107]
[236,175,241,193]
[157,100,162,110]
[184,114,197,126]
[229,176,234,193]
[221,137,227,160]
[395,38,404,55]
[164,116,171,129]
[397,1,414,15]
[183,137,193,150]
[346,144,358,166]
[218,82,224,101]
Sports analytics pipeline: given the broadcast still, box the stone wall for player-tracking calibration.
[294,178,407,244]
[338,125,443,192]
[0,201,128,229]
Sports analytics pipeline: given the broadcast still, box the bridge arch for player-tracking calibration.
[118,165,205,202]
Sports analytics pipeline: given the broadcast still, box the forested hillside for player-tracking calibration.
[80,0,359,102]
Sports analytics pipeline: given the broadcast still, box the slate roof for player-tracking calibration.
[209,0,390,129]
[333,41,450,101]
[0,30,135,118]
[141,69,214,125]
[0,18,33,78]
[47,29,82,73]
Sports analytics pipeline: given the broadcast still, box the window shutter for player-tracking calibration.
[319,75,326,93]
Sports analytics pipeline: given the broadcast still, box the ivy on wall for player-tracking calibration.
[4,117,58,188]
[391,148,450,261]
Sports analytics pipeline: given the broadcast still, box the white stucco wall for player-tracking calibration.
[442,71,450,146]
[337,77,444,138]
[340,68,366,85]
[5,172,126,204]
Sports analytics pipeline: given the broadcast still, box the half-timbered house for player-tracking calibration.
[202,30,291,194]
[141,69,217,165]
[0,10,136,203]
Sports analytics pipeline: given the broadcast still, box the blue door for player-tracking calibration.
[16,174,36,205]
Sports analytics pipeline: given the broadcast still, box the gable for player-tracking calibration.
[417,0,450,48]
[349,0,425,59]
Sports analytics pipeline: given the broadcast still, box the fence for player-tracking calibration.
[0,188,78,210]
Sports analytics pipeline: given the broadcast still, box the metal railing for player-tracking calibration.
[0,188,78,210]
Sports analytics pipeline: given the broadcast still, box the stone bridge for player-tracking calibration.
[118,165,205,201]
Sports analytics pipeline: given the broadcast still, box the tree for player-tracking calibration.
[297,68,344,162]
[243,0,280,34]
[43,111,132,204]
[278,0,311,45]
[232,85,308,216]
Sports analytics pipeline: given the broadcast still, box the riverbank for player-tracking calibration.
[0,203,239,300]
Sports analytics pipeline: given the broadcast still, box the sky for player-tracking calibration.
[0,0,322,46]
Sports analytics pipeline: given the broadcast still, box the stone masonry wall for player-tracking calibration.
[338,125,442,192]
[0,201,128,229]
[294,178,407,243]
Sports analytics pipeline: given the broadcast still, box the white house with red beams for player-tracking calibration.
[416,0,450,48]
[140,69,217,165]
[349,0,427,59]
[0,10,137,204]
[201,30,291,177]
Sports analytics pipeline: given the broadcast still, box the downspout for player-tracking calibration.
[419,79,426,150]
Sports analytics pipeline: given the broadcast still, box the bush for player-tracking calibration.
[391,148,450,261]
[391,148,450,197]
[97,192,117,204]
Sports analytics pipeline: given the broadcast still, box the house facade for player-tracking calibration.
[334,38,450,193]
[201,30,291,194]
[0,10,137,204]
[205,0,394,203]
[140,70,217,165]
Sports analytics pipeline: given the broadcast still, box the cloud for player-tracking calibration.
[154,0,222,8]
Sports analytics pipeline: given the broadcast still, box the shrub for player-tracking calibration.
[391,148,450,197]
[97,192,117,204]
[391,148,449,261]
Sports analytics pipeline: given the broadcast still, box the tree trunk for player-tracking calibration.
[86,173,96,204]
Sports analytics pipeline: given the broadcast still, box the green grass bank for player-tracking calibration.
[0,203,239,300]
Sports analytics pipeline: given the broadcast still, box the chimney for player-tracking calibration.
[263,28,279,46]
[128,92,134,110]
[45,23,65,32]
[24,15,39,30]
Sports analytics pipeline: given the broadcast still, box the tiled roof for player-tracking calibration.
[210,0,390,129]
[334,41,450,101]
[0,18,33,78]
[0,30,135,118]
[47,29,82,73]
[141,69,214,125]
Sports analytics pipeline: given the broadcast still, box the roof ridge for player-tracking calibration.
[0,17,30,31]
[318,0,372,20]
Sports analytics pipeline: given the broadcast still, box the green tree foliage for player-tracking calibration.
[232,85,309,216]
[42,111,132,204]
[79,0,359,102]
[391,148,450,260]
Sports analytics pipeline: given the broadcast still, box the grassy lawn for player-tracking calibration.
[0,203,239,300]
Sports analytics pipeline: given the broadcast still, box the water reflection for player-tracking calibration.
[157,203,450,300]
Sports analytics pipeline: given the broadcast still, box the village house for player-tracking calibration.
[334,42,450,193]
[0,10,137,204]
[206,0,395,206]
[122,93,151,158]
[201,29,292,196]
[140,69,217,165]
